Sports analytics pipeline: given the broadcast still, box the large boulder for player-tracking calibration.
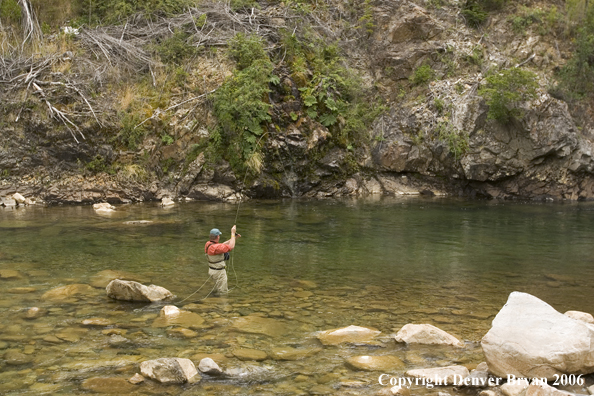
[106,279,173,302]
[139,358,199,384]
[394,323,464,347]
[481,292,594,379]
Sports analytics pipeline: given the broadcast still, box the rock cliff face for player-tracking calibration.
[1,0,594,204]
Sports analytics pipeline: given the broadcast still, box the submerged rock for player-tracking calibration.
[406,365,470,383]
[198,358,223,375]
[93,202,115,212]
[230,316,289,338]
[106,279,173,302]
[317,325,381,346]
[128,373,145,384]
[524,382,575,396]
[0,269,24,279]
[41,284,95,301]
[4,349,33,365]
[81,377,136,394]
[481,292,594,379]
[394,323,464,347]
[346,355,406,371]
[151,305,204,328]
[24,307,46,320]
[140,358,199,384]
[82,318,113,327]
[232,348,268,361]
[8,287,36,293]
[269,346,321,361]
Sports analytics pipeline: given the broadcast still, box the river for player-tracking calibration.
[1,197,593,395]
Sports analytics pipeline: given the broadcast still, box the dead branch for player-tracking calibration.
[18,0,42,49]
[32,82,85,143]
[135,88,217,129]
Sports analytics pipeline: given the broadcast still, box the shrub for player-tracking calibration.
[0,0,21,24]
[409,64,434,85]
[154,30,195,65]
[554,28,594,100]
[462,0,505,27]
[437,122,469,161]
[213,34,274,175]
[478,68,539,123]
[229,33,269,70]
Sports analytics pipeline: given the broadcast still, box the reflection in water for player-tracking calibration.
[1,198,593,394]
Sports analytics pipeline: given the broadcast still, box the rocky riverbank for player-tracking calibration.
[3,0,594,204]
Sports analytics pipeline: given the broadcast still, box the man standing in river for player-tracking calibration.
[204,225,237,295]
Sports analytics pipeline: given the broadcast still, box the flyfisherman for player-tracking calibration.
[204,225,238,295]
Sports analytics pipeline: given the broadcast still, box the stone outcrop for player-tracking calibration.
[106,279,173,302]
[139,358,199,384]
[394,323,464,347]
[2,0,594,203]
[481,292,594,379]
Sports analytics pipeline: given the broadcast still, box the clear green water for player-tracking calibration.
[1,197,593,395]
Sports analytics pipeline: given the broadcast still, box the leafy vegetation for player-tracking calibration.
[0,0,21,25]
[479,68,539,123]
[461,0,505,28]
[437,122,469,161]
[281,30,384,148]
[409,64,434,85]
[212,33,274,176]
[153,29,196,65]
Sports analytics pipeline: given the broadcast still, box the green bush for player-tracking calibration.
[0,0,21,24]
[462,0,505,27]
[437,122,469,161]
[154,30,195,65]
[229,33,269,70]
[213,34,274,175]
[554,28,594,100]
[279,30,384,149]
[409,64,434,85]
[478,68,539,123]
[114,111,147,150]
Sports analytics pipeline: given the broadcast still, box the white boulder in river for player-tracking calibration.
[140,358,199,384]
[106,279,173,302]
[394,323,464,347]
[481,291,594,379]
